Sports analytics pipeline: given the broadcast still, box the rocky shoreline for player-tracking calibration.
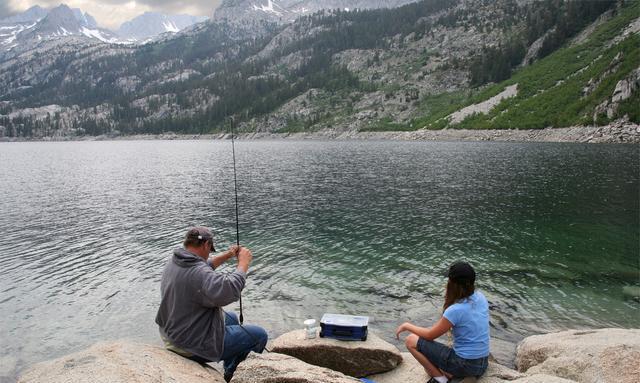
[1,121,639,144]
[16,328,640,383]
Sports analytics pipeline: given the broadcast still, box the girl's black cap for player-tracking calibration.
[448,261,476,282]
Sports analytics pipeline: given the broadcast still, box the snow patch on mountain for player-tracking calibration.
[291,7,310,14]
[81,27,119,43]
[162,21,179,33]
[117,12,208,41]
[0,22,37,49]
[252,0,287,17]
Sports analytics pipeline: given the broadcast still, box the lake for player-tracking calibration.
[0,140,638,380]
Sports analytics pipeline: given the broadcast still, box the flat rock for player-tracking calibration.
[478,361,526,382]
[478,362,576,383]
[18,341,224,383]
[231,352,360,383]
[510,376,577,383]
[516,328,640,383]
[367,352,428,383]
[271,329,402,377]
[488,337,517,367]
[366,359,576,383]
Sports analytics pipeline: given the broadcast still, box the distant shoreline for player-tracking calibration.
[2,121,638,144]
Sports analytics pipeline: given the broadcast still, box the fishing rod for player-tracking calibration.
[227,114,271,353]
[229,115,244,325]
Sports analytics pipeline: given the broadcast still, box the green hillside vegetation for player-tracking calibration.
[468,0,617,86]
[406,2,640,131]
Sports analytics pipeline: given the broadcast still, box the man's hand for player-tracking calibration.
[209,245,240,269]
[237,246,252,273]
[226,245,240,260]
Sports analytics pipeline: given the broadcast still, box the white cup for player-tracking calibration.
[304,319,316,339]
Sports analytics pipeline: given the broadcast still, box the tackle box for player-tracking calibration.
[319,313,369,341]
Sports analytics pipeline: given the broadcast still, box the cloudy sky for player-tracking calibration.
[1,0,223,29]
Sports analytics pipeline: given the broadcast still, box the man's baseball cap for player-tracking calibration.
[186,227,215,252]
[447,261,475,282]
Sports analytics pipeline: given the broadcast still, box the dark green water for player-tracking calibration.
[0,140,638,379]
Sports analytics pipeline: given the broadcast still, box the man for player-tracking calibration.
[155,226,268,382]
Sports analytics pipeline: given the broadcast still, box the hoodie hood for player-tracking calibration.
[172,247,205,267]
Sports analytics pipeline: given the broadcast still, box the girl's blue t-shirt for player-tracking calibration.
[443,291,490,359]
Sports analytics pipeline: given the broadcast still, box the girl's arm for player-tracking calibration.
[395,316,453,340]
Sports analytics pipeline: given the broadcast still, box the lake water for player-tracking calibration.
[0,140,638,380]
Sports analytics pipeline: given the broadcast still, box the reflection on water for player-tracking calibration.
[0,140,638,379]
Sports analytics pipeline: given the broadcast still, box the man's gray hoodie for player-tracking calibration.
[155,247,246,361]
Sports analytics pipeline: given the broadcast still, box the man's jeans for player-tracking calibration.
[220,311,268,375]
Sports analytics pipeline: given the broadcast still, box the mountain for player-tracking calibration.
[0,5,48,23]
[213,0,421,25]
[117,12,208,42]
[71,8,98,29]
[0,0,637,138]
[16,4,117,43]
[0,4,118,51]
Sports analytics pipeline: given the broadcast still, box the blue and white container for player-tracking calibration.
[319,313,369,341]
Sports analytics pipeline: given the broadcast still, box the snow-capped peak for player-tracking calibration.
[0,4,124,51]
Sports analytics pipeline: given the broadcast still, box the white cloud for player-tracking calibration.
[6,0,221,30]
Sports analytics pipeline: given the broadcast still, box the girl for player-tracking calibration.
[395,261,489,383]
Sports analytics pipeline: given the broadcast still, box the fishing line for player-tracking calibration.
[229,116,243,325]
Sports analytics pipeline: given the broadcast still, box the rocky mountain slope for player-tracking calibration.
[213,0,420,25]
[0,0,637,138]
